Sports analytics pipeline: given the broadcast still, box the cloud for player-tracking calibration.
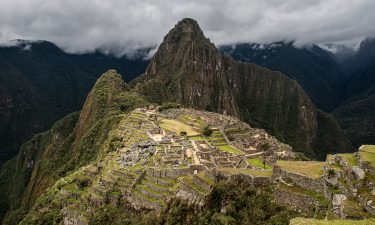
[1,0,375,56]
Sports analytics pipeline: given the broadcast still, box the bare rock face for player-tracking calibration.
[352,166,365,180]
[135,18,351,158]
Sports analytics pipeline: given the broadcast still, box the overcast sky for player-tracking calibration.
[1,0,375,57]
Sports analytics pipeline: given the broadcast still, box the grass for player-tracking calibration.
[159,119,200,136]
[224,128,248,135]
[336,153,357,166]
[290,218,375,225]
[196,172,214,185]
[361,145,375,153]
[216,167,272,177]
[180,176,209,194]
[276,160,324,178]
[343,198,371,219]
[359,151,375,167]
[326,154,335,162]
[190,135,206,141]
[247,158,272,170]
[217,145,243,155]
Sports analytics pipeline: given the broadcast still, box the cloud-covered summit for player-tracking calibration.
[1,0,374,57]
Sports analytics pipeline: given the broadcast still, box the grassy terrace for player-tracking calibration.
[217,145,243,155]
[276,161,324,178]
[196,172,214,185]
[159,119,200,136]
[360,145,375,166]
[216,167,272,177]
[337,153,357,166]
[290,218,375,225]
[190,135,206,141]
[179,176,209,194]
[361,145,375,153]
[247,158,272,170]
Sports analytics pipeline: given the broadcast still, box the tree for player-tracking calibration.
[202,126,213,137]
[180,131,187,137]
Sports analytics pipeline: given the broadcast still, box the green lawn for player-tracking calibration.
[276,160,324,178]
[217,145,243,155]
[247,158,272,170]
[159,119,200,136]
[290,218,375,225]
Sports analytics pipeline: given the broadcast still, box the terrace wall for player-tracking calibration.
[273,165,329,199]
[274,188,317,212]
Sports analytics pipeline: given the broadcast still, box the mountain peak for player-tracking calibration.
[162,18,207,46]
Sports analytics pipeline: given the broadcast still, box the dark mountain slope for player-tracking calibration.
[220,42,341,112]
[133,18,351,158]
[333,38,375,146]
[0,70,148,223]
[0,41,148,164]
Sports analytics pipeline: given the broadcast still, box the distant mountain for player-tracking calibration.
[133,18,351,158]
[220,42,341,112]
[333,38,375,146]
[221,39,374,147]
[0,41,148,164]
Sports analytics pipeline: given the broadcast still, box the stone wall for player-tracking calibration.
[176,182,206,208]
[273,165,329,199]
[192,175,212,191]
[146,167,190,178]
[62,208,89,225]
[357,194,375,216]
[213,170,271,187]
[274,188,317,212]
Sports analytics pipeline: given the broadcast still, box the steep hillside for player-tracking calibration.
[333,38,375,146]
[0,70,148,223]
[0,41,148,165]
[220,42,341,112]
[133,18,351,158]
[220,40,375,148]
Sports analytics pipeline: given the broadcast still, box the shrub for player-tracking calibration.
[202,126,213,137]
[158,102,181,111]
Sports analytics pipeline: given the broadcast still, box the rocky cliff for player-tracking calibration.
[133,18,351,158]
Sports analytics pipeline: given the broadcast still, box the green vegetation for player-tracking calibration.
[336,153,357,166]
[159,119,200,136]
[216,167,273,177]
[158,102,181,111]
[217,145,243,155]
[342,198,371,219]
[276,160,324,178]
[0,70,149,223]
[202,126,213,137]
[159,181,303,225]
[277,183,328,207]
[190,135,206,141]
[361,145,375,153]
[290,218,375,225]
[247,158,272,170]
[360,145,375,166]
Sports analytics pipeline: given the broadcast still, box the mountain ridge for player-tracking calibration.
[133,18,351,158]
[0,42,149,165]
